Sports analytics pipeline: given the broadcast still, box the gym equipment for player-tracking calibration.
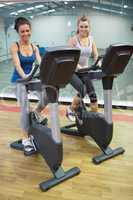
[61,44,133,164]
[10,46,81,191]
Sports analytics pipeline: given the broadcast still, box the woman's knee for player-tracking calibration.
[17,83,28,105]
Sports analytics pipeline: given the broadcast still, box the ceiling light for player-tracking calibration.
[35,5,44,9]
[37,8,56,16]
[5,2,14,5]
[37,11,49,15]
[10,12,18,16]
[64,2,68,5]
[93,6,125,15]
[26,7,35,11]
[0,4,5,7]
[17,9,26,13]
[72,6,75,9]
[48,9,56,13]
[124,5,128,8]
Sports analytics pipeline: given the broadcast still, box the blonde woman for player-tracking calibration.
[67,16,100,121]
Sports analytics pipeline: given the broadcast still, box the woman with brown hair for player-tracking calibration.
[67,16,100,121]
[11,17,46,155]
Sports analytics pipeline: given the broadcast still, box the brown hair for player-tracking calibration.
[77,15,90,34]
[14,17,31,32]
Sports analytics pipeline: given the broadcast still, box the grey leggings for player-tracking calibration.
[16,82,48,132]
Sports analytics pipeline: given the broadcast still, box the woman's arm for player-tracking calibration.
[34,45,41,65]
[92,40,98,61]
[92,40,102,67]
[68,36,77,47]
[10,43,27,79]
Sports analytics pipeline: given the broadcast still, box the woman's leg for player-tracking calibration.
[66,73,85,121]
[33,87,49,122]
[16,83,30,138]
[35,88,48,111]
[16,83,35,154]
[70,73,86,110]
[70,73,85,99]
[34,85,59,119]
[81,74,98,112]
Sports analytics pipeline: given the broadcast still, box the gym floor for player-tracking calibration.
[0,100,133,200]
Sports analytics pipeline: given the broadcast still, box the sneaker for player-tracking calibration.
[90,102,98,112]
[66,106,76,122]
[22,138,37,156]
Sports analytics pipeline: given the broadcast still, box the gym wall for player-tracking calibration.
[0,17,7,62]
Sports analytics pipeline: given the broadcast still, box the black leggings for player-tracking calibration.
[70,72,97,103]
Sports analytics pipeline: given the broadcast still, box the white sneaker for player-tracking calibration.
[66,106,76,122]
[22,138,36,156]
[22,138,32,146]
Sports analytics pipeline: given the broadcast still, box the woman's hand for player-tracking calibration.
[22,74,30,80]
[76,64,82,71]
[97,60,102,67]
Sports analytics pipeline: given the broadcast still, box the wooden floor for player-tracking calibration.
[0,101,133,200]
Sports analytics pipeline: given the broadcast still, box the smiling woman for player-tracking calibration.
[10,17,47,155]
[66,16,100,121]
[11,17,38,81]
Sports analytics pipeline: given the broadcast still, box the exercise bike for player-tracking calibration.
[10,46,81,191]
[61,44,133,164]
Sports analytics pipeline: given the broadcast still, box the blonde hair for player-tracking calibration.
[77,15,90,34]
